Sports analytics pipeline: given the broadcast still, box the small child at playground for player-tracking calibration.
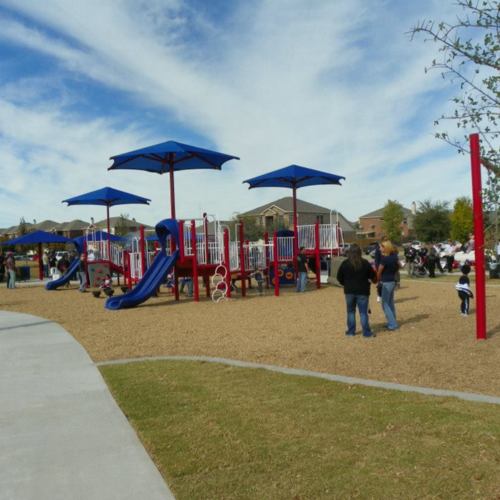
[100,273,114,296]
[252,269,265,295]
[455,264,473,316]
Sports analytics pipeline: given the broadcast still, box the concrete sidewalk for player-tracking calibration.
[0,311,174,500]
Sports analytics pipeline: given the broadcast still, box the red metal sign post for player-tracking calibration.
[470,133,487,340]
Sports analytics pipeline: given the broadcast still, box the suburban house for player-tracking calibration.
[57,220,91,239]
[237,197,356,242]
[358,203,415,240]
[0,216,150,240]
[95,216,151,235]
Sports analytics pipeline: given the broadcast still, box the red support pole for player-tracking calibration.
[273,231,280,296]
[124,251,132,288]
[315,222,321,289]
[239,222,246,297]
[178,220,185,263]
[264,231,270,288]
[292,184,298,273]
[191,220,199,302]
[173,228,179,302]
[223,228,231,298]
[106,204,111,263]
[470,133,487,340]
[203,214,210,265]
[139,225,146,278]
[169,155,176,219]
[38,243,43,280]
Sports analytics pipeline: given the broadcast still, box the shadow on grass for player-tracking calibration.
[372,313,430,334]
[486,323,500,338]
[395,296,418,304]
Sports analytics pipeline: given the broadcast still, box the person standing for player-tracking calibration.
[77,254,87,292]
[0,250,5,283]
[5,251,16,289]
[427,244,438,278]
[42,250,49,278]
[296,246,309,292]
[377,241,400,331]
[336,244,377,337]
[443,240,455,273]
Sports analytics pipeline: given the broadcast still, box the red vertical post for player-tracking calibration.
[470,133,487,340]
[191,220,199,302]
[169,155,176,219]
[273,231,280,296]
[223,228,231,298]
[173,225,179,302]
[264,231,270,288]
[124,251,132,288]
[292,184,298,273]
[315,222,321,289]
[106,205,111,263]
[203,214,210,265]
[139,225,146,278]
[178,220,185,263]
[239,222,246,297]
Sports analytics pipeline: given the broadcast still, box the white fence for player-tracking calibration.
[85,221,343,280]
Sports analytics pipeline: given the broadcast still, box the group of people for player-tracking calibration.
[404,236,477,278]
[0,251,17,289]
[336,241,400,337]
[335,235,482,336]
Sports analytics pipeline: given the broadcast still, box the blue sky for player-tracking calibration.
[0,0,477,227]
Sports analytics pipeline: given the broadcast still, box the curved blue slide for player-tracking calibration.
[105,218,180,310]
[45,258,80,290]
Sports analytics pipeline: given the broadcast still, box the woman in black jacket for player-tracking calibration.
[336,244,377,337]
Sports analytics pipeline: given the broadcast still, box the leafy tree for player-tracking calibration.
[410,0,499,177]
[483,171,500,248]
[230,215,264,241]
[450,196,473,241]
[114,213,131,237]
[18,217,28,235]
[382,200,405,242]
[414,200,451,242]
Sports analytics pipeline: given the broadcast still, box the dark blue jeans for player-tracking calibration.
[381,281,398,329]
[345,294,372,336]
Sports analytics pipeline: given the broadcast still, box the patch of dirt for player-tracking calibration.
[1,279,499,396]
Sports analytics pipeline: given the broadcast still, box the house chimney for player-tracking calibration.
[91,217,94,224]
[411,201,417,215]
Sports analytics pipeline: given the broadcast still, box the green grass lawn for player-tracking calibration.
[101,361,500,499]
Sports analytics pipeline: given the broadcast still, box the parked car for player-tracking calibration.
[339,243,351,256]
[363,243,377,256]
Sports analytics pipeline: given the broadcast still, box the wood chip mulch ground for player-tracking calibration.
[1,278,499,396]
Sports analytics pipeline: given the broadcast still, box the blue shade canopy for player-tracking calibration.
[62,186,151,207]
[108,140,240,173]
[243,164,345,189]
[1,230,72,246]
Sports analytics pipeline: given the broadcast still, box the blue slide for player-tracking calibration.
[105,218,180,310]
[105,250,179,310]
[45,258,80,290]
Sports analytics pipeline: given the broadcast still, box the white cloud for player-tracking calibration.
[0,0,478,229]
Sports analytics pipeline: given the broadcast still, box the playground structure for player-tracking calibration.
[101,215,345,308]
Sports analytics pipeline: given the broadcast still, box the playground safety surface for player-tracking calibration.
[1,278,499,397]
